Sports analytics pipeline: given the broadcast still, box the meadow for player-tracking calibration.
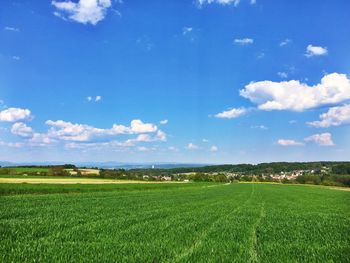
[0,182,349,262]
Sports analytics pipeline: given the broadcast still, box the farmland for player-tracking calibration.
[1,182,349,262]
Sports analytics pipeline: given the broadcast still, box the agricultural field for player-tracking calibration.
[0,183,349,262]
[66,168,100,176]
[1,167,49,173]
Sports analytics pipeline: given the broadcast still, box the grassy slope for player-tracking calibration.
[0,183,349,262]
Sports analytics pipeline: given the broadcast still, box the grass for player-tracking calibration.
[0,183,349,262]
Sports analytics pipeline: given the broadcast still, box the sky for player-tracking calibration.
[0,0,350,164]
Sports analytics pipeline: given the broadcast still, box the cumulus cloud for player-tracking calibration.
[277,139,304,146]
[29,133,56,146]
[214,107,247,119]
[240,73,350,111]
[0,108,32,122]
[95,95,102,102]
[52,0,112,25]
[304,133,334,146]
[234,38,254,45]
[210,145,218,152]
[11,122,34,137]
[46,120,105,141]
[305,45,328,57]
[45,119,159,142]
[130,120,157,133]
[307,104,350,127]
[160,119,168,125]
[187,143,199,150]
[8,118,164,149]
[135,134,152,142]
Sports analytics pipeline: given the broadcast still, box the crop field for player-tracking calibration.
[0,183,349,262]
[0,177,173,185]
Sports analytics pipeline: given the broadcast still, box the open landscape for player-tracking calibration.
[1,181,349,262]
[1,0,350,262]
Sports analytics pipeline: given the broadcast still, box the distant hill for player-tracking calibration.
[0,161,210,169]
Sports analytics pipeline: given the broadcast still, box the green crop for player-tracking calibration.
[0,183,349,262]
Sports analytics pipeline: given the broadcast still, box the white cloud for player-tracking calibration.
[210,145,218,152]
[304,133,334,146]
[52,0,112,25]
[87,95,101,102]
[277,139,304,146]
[11,122,34,137]
[130,120,157,133]
[240,73,350,111]
[45,119,159,142]
[182,27,197,42]
[160,119,168,125]
[214,107,247,119]
[135,134,152,142]
[46,120,105,141]
[4,26,20,32]
[234,38,254,45]
[4,117,164,149]
[279,39,291,47]
[202,138,209,142]
[0,108,32,122]
[307,104,350,128]
[250,0,256,4]
[251,125,268,130]
[277,72,288,78]
[156,130,167,142]
[187,143,199,150]
[182,27,193,35]
[197,0,241,7]
[305,45,328,57]
[29,133,56,146]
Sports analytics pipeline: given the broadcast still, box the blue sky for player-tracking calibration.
[0,0,350,164]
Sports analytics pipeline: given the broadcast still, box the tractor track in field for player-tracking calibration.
[249,201,265,263]
[173,184,256,262]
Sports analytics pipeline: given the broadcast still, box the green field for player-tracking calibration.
[1,167,49,173]
[0,183,349,262]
